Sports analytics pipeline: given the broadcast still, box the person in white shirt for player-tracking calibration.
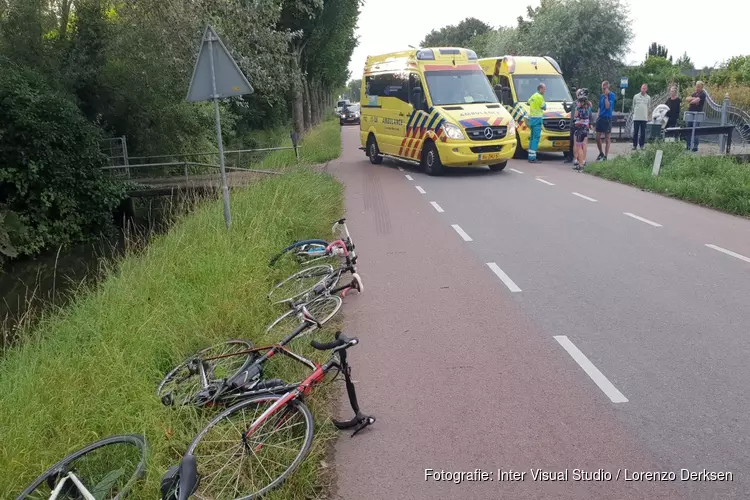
[632,83,651,150]
[633,83,651,151]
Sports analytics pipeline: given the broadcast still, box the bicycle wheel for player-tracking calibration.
[265,295,342,341]
[186,395,314,499]
[267,264,335,304]
[157,340,256,407]
[268,240,328,267]
[17,434,147,500]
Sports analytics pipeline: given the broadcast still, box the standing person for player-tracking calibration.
[595,80,616,161]
[572,88,592,171]
[665,85,681,129]
[526,83,546,163]
[631,83,651,150]
[684,81,707,152]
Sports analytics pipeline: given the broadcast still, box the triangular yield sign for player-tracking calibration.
[186,25,254,102]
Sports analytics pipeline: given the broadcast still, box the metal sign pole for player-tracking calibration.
[207,31,232,229]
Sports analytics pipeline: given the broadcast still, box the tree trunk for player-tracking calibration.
[310,79,320,127]
[59,0,73,40]
[289,46,305,138]
[302,76,312,131]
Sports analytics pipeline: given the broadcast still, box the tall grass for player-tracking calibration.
[0,122,346,498]
[254,118,342,171]
[585,142,750,216]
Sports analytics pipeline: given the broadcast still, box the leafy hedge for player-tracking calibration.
[0,58,124,263]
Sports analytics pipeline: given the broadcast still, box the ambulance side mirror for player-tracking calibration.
[495,85,513,106]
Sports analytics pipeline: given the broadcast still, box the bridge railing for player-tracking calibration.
[100,161,283,184]
[101,132,301,180]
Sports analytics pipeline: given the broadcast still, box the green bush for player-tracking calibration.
[585,142,750,215]
[0,58,125,259]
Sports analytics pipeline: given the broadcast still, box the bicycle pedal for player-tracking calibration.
[350,416,376,437]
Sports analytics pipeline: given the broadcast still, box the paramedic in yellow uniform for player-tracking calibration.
[526,83,546,163]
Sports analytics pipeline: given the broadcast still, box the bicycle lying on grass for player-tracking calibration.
[160,331,375,500]
[157,306,325,408]
[267,238,362,305]
[268,218,356,268]
[17,434,147,500]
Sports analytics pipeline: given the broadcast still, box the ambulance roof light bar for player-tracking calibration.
[543,56,563,74]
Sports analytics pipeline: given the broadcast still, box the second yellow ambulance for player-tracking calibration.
[478,55,573,157]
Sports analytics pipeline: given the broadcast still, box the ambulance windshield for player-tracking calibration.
[424,69,499,106]
[513,75,572,103]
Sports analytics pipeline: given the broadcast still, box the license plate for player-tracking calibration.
[552,140,569,147]
[479,152,502,161]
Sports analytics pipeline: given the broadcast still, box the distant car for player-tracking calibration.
[335,99,351,117]
[340,103,360,125]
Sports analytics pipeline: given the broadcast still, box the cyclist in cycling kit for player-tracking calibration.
[572,88,592,171]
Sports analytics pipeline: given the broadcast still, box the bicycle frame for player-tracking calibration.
[49,472,96,500]
[167,333,374,500]
[164,309,324,408]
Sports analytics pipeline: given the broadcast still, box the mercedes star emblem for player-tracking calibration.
[484,127,494,139]
[559,120,568,129]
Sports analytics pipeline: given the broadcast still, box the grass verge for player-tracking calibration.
[584,142,750,216]
[252,118,342,171]
[0,121,345,498]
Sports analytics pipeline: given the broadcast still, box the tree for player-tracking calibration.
[0,0,361,263]
[469,27,521,58]
[420,17,491,48]
[647,42,671,62]
[513,0,633,90]
[346,79,362,102]
[0,58,124,258]
[675,52,694,72]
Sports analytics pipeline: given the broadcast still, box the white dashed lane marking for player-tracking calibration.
[451,224,472,241]
[405,174,414,181]
[430,201,444,213]
[705,244,750,264]
[535,178,555,186]
[554,336,629,404]
[509,168,524,174]
[416,186,426,194]
[486,263,522,292]
[623,212,662,227]
[572,192,598,202]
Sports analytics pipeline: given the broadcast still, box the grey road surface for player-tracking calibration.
[329,125,748,500]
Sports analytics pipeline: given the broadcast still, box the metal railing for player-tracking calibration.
[100,133,300,182]
[616,89,750,148]
[703,91,750,146]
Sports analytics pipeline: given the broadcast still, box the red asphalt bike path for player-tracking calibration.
[327,127,684,500]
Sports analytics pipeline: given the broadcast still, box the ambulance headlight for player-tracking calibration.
[506,121,516,136]
[442,122,465,140]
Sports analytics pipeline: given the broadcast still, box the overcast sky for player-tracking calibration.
[347,0,749,80]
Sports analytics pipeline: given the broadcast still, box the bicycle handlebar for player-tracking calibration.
[310,331,357,351]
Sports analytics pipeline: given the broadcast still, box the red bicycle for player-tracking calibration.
[161,332,375,499]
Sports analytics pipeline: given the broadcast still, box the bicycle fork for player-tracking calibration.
[332,351,375,437]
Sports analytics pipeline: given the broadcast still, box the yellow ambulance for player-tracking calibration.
[360,47,517,175]
[478,56,572,157]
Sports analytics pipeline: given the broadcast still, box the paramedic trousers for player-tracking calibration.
[528,117,543,161]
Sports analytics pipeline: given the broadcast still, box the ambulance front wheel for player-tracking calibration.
[422,141,445,176]
[367,135,383,164]
[513,130,528,159]
[489,161,507,172]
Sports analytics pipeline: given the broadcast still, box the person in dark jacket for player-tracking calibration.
[665,85,681,128]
